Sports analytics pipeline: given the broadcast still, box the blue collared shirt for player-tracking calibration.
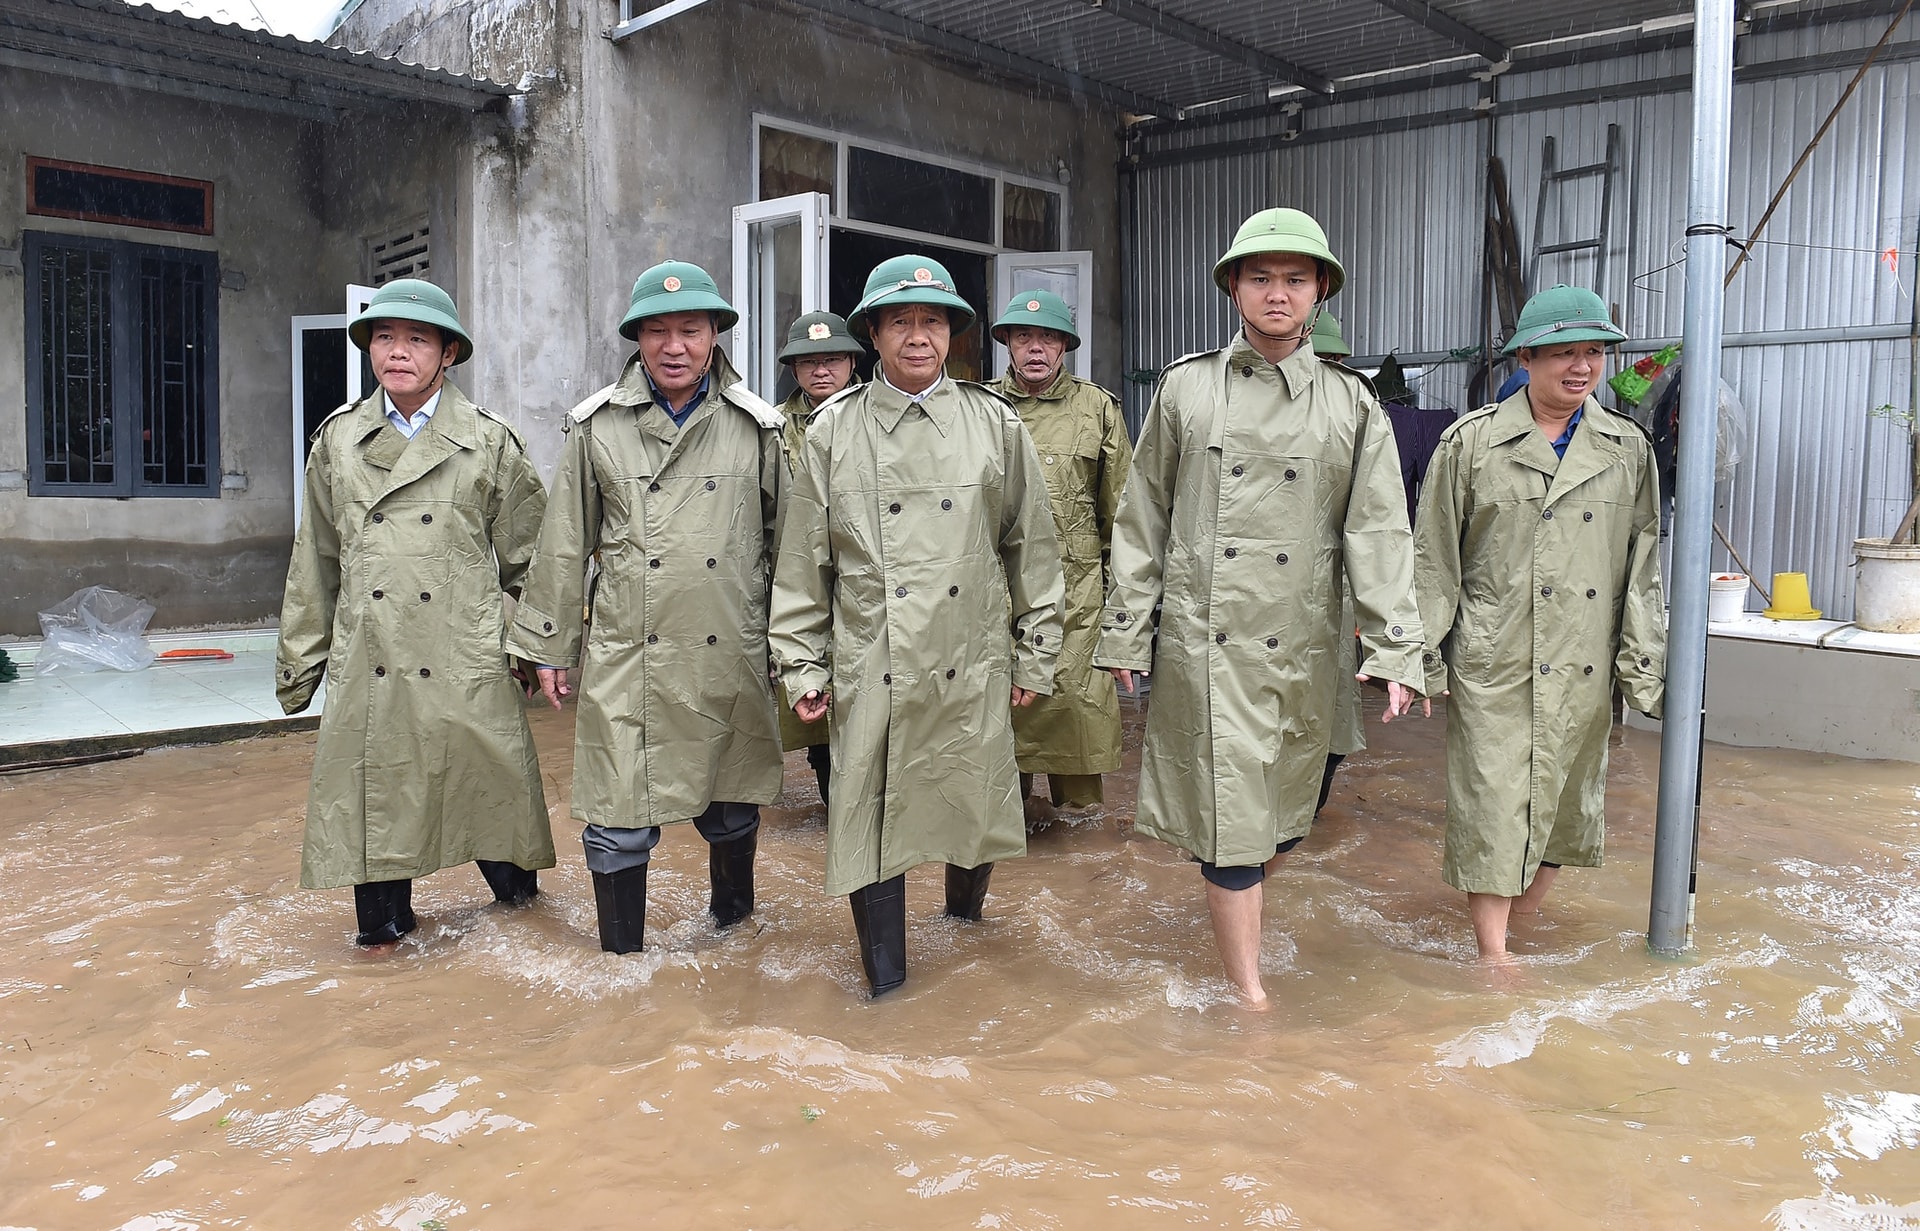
[649,371,712,427]
[383,388,443,439]
[1550,405,1584,459]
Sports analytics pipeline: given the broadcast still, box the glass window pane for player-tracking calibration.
[139,254,210,489]
[37,243,116,487]
[1003,184,1061,252]
[760,128,836,206]
[846,148,992,245]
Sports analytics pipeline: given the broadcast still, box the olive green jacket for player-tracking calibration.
[277,384,556,888]
[1414,392,1666,895]
[1094,336,1425,865]
[991,367,1133,776]
[506,350,787,829]
[769,376,1066,895]
[774,383,858,752]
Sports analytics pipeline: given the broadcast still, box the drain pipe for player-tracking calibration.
[1649,0,1736,958]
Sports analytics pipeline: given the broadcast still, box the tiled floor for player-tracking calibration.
[0,629,323,762]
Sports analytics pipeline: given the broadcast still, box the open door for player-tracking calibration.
[290,312,347,531]
[992,250,1094,381]
[731,193,829,400]
[345,283,376,404]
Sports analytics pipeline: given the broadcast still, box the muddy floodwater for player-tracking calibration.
[3,696,1918,1230]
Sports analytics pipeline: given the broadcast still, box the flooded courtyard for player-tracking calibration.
[3,697,1918,1229]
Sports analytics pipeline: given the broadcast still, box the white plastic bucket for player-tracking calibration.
[1708,574,1748,623]
[1853,537,1920,633]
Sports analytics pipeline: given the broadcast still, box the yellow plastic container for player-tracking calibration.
[1762,571,1822,620]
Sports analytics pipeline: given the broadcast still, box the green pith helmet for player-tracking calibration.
[348,278,473,364]
[1311,312,1351,359]
[1212,208,1347,299]
[619,261,738,339]
[778,311,864,362]
[1503,284,1628,354]
[990,288,1081,351]
[848,254,976,339]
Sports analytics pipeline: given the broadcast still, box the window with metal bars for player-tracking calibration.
[24,232,219,497]
[368,218,430,285]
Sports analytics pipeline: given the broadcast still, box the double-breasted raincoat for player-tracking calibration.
[1414,392,1666,896]
[989,367,1133,779]
[1094,336,1425,866]
[277,385,556,889]
[774,383,858,754]
[506,351,788,829]
[769,377,1065,896]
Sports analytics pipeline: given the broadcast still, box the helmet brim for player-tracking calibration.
[1502,322,1628,355]
[348,308,473,365]
[1211,243,1347,300]
[849,286,976,339]
[620,293,740,340]
[779,336,867,362]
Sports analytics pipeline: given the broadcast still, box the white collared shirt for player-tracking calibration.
[881,371,945,405]
[383,388,444,440]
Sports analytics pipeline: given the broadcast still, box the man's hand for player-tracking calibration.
[1357,674,1416,723]
[536,666,572,711]
[1109,668,1147,695]
[1011,685,1038,708]
[510,657,541,698]
[795,690,831,723]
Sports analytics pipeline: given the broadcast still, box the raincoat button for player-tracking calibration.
[1391,625,1403,637]
[1035,634,1044,645]
[543,621,553,632]
[1215,632,1227,644]
[895,586,907,597]
[1540,663,1551,674]
[1266,637,1278,648]
[1587,588,1597,598]
[1640,656,1651,667]
[883,673,892,684]
[889,502,901,514]
[1284,469,1296,481]
[706,635,717,645]
[945,668,955,679]
[420,592,430,602]
[372,512,384,523]
[1046,455,1056,465]
[1583,511,1594,522]
[1224,547,1237,559]
[282,669,292,680]
[706,558,716,568]
[419,668,431,678]
[375,665,386,676]
[646,633,658,644]
[1276,553,1288,565]
[372,589,384,599]
[1231,464,1244,476]
[705,480,716,491]
[949,585,959,597]
[941,499,952,511]
[421,514,432,524]
[1115,612,1128,623]
[1240,366,1252,377]
[1584,665,1594,675]
[648,482,660,492]
[1543,509,1554,520]
[649,558,660,568]
[1540,586,1552,597]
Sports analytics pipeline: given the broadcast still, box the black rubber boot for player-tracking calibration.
[806,743,832,811]
[848,874,907,996]
[708,831,757,928]
[477,860,540,906]
[354,879,417,946]
[944,862,994,921]
[590,865,648,954]
[1316,753,1346,815]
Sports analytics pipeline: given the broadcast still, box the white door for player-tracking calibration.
[992,250,1094,381]
[345,283,376,403]
[289,313,349,530]
[731,193,830,400]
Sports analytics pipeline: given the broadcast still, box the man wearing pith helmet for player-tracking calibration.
[278,278,555,948]
[769,254,1065,997]
[1092,208,1426,1009]
[773,310,865,810]
[988,289,1132,827]
[1413,284,1664,963]
[507,261,788,954]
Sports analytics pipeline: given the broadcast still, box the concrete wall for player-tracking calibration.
[0,65,337,634]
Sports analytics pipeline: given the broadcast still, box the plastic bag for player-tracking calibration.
[36,586,158,675]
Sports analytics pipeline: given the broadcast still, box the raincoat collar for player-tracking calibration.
[1229,331,1322,400]
[997,364,1073,401]
[608,348,747,441]
[350,382,480,451]
[364,384,481,501]
[868,370,954,435]
[1488,391,1625,500]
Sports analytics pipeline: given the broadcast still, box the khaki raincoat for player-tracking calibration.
[990,367,1133,777]
[775,383,858,753]
[1094,336,1425,866]
[506,351,787,829]
[769,377,1066,896]
[277,385,556,889]
[1414,392,1666,896]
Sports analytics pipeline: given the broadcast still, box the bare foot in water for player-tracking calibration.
[1474,952,1527,990]
[1234,984,1272,1012]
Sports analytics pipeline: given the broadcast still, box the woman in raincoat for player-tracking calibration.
[769,254,1064,997]
[1414,284,1666,960]
[277,279,554,947]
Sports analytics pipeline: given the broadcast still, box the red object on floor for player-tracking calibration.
[157,649,234,661]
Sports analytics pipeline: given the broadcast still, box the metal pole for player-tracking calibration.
[1649,0,1736,957]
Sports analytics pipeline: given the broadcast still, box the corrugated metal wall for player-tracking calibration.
[1123,15,1920,620]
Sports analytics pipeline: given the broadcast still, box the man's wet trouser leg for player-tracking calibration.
[695,802,761,929]
[1316,754,1345,815]
[806,743,831,811]
[848,874,907,995]
[476,860,540,906]
[354,879,417,946]
[583,824,661,954]
[944,862,994,921]
[1048,774,1104,808]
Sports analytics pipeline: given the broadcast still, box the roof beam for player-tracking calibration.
[1368,0,1507,63]
[784,0,1186,118]
[1092,0,1335,95]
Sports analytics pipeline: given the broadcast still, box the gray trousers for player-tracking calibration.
[581,801,760,874]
